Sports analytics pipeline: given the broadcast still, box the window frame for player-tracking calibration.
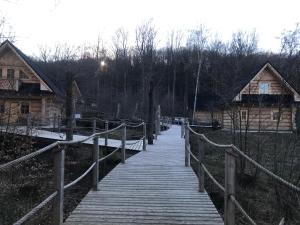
[19,70,29,79]
[259,82,270,94]
[7,68,15,80]
[271,110,281,121]
[0,104,4,113]
[240,110,248,121]
[20,102,30,114]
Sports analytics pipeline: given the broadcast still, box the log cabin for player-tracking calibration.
[0,40,81,124]
[195,62,300,132]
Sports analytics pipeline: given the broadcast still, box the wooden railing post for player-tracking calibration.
[185,121,190,167]
[224,147,236,225]
[198,139,205,192]
[105,120,108,147]
[143,122,147,151]
[26,113,31,135]
[58,115,61,133]
[157,105,161,135]
[53,113,57,132]
[121,124,126,163]
[92,119,99,191]
[53,146,65,225]
[181,119,184,138]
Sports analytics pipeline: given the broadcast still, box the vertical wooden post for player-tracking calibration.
[181,119,184,138]
[53,146,65,225]
[105,121,108,147]
[92,119,99,191]
[198,139,205,192]
[185,121,190,167]
[157,105,161,135]
[143,122,147,151]
[121,124,126,163]
[53,113,57,132]
[58,115,61,133]
[224,147,236,225]
[155,107,158,140]
[26,113,31,135]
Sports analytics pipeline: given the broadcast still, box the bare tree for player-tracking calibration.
[187,25,208,122]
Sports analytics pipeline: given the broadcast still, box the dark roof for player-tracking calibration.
[194,60,300,110]
[0,40,64,97]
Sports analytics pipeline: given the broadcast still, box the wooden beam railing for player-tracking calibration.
[185,121,300,225]
[0,119,147,225]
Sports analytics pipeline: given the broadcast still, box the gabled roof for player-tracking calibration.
[0,40,64,97]
[233,62,300,102]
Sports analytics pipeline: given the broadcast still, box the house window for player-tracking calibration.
[241,110,248,121]
[19,70,29,79]
[20,102,29,114]
[0,104,4,113]
[0,68,2,79]
[259,82,269,94]
[7,69,15,80]
[272,111,280,121]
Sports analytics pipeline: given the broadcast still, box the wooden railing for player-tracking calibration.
[0,120,147,225]
[183,121,300,225]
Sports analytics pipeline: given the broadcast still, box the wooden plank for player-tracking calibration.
[64,126,224,225]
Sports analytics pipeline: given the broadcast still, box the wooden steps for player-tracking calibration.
[64,125,224,225]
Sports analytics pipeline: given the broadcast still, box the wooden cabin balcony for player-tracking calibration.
[0,78,20,91]
[240,94,294,105]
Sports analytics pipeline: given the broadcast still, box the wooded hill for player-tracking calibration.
[33,24,300,120]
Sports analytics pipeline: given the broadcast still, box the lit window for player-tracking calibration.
[0,104,4,113]
[259,82,269,94]
[241,110,248,121]
[0,68,2,79]
[272,111,280,121]
[7,69,15,80]
[21,102,29,114]
[19,70,29,79]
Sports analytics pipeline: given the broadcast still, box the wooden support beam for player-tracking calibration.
[224,148,236,225]
[92,119,99,191]
[198,138,205,192]
[143,122,147,151]
[185,121,190,167]
[105,121,108,147]
[53,147,65,225]
[121,125,126,163]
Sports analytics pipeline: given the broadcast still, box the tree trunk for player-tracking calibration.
[148,80,154,144]
[66,72,74,141]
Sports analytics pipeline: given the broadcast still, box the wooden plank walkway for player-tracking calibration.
[64,125,224,225]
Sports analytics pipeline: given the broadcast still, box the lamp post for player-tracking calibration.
[96,60,106,113]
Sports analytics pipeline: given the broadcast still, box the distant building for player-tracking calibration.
[196,63,300,131]
[0,40,81,124]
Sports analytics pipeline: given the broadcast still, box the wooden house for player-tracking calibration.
[0,40,80,124]
[196,63,300,132]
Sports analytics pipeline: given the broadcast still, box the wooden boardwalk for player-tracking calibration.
[64,125,224,225]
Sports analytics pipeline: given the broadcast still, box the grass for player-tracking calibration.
[189,128,300,225]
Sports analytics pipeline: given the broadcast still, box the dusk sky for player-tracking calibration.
[1,0,300,56]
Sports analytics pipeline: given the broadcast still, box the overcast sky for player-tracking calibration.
[1,0,300,56]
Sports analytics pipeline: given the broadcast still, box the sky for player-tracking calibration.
[1,0,300,56]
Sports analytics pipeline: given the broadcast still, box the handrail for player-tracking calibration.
[186,122,300,225]
[0,123,125,171]
[126,122,144,128]
[187,123,300,193]
[0,121,129,225]
[98,146,121,163]
[64,162,96,190]
[1,115,150,225]
[13,192,57,225]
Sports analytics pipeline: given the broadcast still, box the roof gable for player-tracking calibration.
[0,40,64,97]
[233,63,300,102]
